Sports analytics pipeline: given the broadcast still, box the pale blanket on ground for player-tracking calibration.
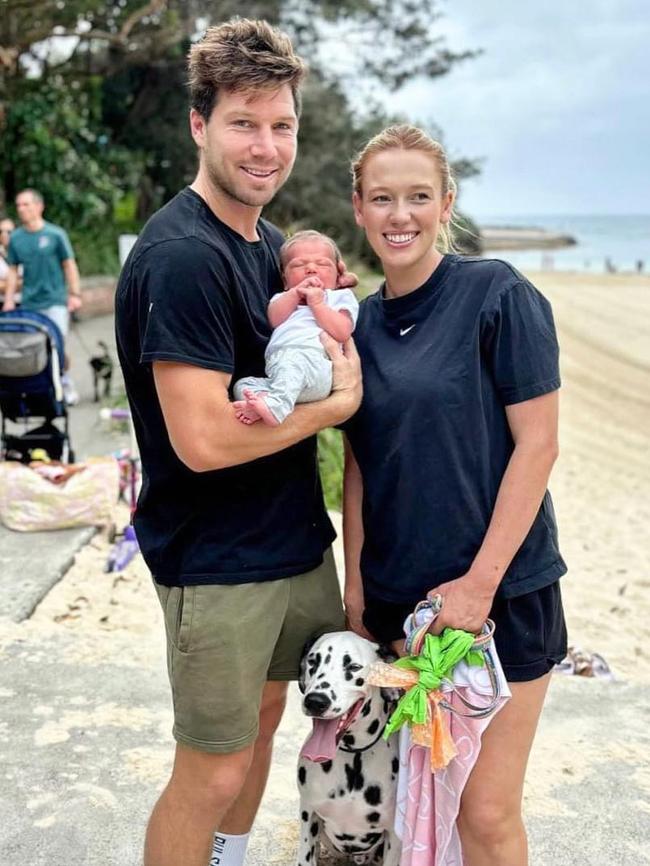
[395,646,511,866]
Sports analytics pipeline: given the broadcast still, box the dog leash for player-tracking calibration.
[404,592,501,719]
[338,708,391,755]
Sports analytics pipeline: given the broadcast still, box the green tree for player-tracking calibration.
[2,75,141,270]
[0,0,481,265]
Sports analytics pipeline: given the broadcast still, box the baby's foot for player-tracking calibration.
[243,389,280,427]
[233,399,261,424]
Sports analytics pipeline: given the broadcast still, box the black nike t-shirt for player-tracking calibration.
[344,254,567,604]
[115,188,335,586]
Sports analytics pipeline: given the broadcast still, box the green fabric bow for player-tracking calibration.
[384,629,484,738]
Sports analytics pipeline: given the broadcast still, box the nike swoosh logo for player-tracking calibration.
[399,325,415,336]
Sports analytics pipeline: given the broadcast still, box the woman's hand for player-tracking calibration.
[428,570,498,635]
[344,585,374,640]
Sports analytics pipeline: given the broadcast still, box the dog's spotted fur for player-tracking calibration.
[297,632,401,866]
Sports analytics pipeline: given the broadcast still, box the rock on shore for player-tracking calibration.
[480,226,577,250]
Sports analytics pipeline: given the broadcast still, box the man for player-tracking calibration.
[114,19,361,866]
[2,190,82,402]
[2,190,82,330]
[0,217,16,299]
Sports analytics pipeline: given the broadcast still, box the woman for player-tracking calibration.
[342,125,567,866]
[0,218,15,299]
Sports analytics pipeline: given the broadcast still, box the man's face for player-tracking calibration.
[191,85,298,209]
[15,193,44,227]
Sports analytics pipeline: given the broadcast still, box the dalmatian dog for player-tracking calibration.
[296,631,401,866]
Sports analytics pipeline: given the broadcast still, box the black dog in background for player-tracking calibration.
[90,340,113,402]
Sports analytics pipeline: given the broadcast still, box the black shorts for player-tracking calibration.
[362,581,568,683]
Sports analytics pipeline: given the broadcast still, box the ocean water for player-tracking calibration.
[476,214,650,274]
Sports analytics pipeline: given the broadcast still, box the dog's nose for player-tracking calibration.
[303,692,331,716]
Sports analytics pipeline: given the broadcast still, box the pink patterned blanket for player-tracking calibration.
[394,648,510,866]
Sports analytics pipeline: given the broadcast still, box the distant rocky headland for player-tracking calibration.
[480,226,577,251]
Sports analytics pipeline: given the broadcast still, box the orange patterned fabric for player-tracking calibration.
[367,661,458,770]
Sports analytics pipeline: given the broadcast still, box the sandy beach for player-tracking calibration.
[531,270,650,684]
[1,268,649,861]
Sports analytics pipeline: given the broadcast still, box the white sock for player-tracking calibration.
[210,831,250,866]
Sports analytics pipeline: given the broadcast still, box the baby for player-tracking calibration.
[233,230,359,426]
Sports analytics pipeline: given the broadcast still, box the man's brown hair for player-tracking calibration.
[188,18,307,120]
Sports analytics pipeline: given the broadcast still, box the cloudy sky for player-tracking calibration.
[368,0,650,218]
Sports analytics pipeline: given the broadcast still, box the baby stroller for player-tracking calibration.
[0,310,75,463]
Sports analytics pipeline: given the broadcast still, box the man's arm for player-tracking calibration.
[1,266,19,311]
[62,258,82,313]
[154,334,362,472]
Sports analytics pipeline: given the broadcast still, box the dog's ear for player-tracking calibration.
[298,634,318,694]
[376,644,401,705]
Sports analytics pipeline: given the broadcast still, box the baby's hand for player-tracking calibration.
[294,276,325,306]
[303,285,326,307]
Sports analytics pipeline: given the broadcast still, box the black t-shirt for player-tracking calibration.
[344,254,566,604]
[115,188,335,586]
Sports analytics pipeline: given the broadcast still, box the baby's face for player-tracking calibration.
[283,239,338,290]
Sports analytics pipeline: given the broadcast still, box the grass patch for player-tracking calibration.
[353,261,382,299]
[318,427,344,512]
[317,261,381,511]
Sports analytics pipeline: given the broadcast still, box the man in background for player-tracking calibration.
[2,189,82,403]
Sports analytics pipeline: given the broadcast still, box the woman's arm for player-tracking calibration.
[343,436,374,638]
[433,390,560,634]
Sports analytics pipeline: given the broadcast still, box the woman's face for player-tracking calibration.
[352,148,454,281]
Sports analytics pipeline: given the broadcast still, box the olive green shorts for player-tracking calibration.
[153,548,344,754]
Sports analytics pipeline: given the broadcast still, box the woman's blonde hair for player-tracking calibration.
[351,124,458,252]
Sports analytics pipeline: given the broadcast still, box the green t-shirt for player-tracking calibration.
[7,222,75,309]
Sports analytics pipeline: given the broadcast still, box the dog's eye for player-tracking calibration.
[348,663,363,673]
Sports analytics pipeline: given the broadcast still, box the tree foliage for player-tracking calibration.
[0,0,481,270]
